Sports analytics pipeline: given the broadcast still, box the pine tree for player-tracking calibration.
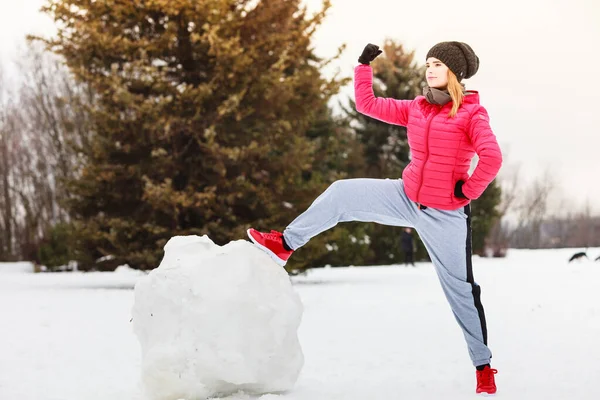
[38,0,347,269]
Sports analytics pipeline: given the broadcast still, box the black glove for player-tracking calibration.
[358,44,382,65]
[454,180,469,199]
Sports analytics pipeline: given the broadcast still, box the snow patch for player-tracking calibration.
[114,264,146,276]
[0,262,34,274]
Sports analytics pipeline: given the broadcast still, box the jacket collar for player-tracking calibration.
[463,91,480,104]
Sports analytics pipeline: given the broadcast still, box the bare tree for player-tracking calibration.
[570,201,595,248]
[485,162,524,256]
[0,79,17,259]
[510,169,555,248]
[486,160,557,252]
[543,212,576,248]
[18,44,94,219]
[0,45,92,262]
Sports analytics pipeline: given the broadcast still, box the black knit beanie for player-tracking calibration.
[426,41,479,81]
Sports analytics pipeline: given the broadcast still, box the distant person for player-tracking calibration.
[401,227,416,266]
[247,41,502,395]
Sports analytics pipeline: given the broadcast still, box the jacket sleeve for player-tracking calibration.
[462,105,503,200]
[354,64,412,126]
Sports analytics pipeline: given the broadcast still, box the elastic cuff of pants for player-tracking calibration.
[473,358,491,367]
[282,230,298,251]
[281,235,293,251]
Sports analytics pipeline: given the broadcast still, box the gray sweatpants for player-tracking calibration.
[283,178,492,367]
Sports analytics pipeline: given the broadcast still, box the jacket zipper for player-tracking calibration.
[416,106,442,204]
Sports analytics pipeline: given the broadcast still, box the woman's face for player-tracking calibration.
[425,57,449,89]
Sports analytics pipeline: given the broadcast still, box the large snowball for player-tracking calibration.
[132,235,304,400]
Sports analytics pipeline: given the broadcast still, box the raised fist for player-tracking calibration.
[358,44,382,65]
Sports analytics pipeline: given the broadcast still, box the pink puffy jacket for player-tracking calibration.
[354,64,503,210]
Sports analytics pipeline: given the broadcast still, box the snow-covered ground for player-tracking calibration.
[1,247,599,400]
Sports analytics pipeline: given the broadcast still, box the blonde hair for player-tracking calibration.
[446,70,464,117]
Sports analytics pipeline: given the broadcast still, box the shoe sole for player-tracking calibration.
[477,392,496,397]
[247,229,287,267]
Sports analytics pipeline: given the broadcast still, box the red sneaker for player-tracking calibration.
[476,366,498,395]
[247,228,293,267]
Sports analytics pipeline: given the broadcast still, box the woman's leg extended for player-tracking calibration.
[283,178,418,250]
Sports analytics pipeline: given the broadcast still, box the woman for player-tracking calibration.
[247,41,502,395]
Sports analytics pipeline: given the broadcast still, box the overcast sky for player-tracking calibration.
[2,0,600,214]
